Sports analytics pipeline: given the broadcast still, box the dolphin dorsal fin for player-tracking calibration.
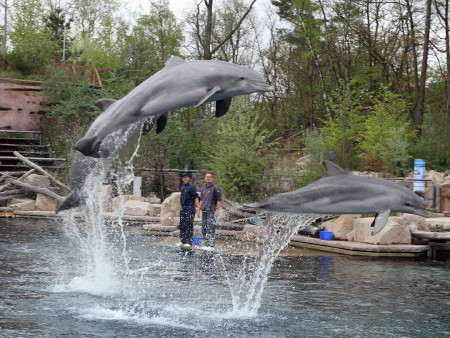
[95,98,117,113]
[165,56,185,68]
[322,160,348,177]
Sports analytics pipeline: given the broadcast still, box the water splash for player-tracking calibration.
[226,212,323,316]
[59,123,144,293]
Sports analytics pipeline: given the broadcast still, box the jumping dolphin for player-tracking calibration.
[56,100,153,213]
[244,161,427,235]
[75,56,274,158]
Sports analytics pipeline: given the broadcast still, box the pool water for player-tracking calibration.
[1,218,449,337]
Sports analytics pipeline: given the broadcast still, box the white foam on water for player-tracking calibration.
[78,306,198,330]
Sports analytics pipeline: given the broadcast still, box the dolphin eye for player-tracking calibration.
[239,77,245,80]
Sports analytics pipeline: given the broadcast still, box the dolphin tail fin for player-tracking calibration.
[371,209,390,235]
[56,189,85,213]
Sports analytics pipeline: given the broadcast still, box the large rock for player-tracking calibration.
[36,193,57,211]
[332,214,360,240]
[148,204,162,216]
[9,198,36,211]
[24,174,50,189]
[295,155,312,169]
[347,217,411,245]
[145,194,161,204]
[96,185,112,212]
[112,195,134,210]
[236,224,264,242]
[161,192,181,226]
[401,214,428,231]
[123,200,150,216]
[439,182,450,213]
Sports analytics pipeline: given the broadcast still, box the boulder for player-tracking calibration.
[148,203,162,216]
[295,155,312,169]
[401,214,428,231]
[123,200,150,216]
[439,182,450,213]
[161,192,181,226]
[36,193,57,211]
[145,196,161,204]
[112,195,133,210]
[9,198,36,211]
[332,214,361,240]
[347,217,411,245]
[235,224,264,242]
[24,174,50,189]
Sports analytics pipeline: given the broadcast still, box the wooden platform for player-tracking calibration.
[290,235,429,257]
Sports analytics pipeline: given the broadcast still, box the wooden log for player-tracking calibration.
[0,189,26,196]
[300,224,321,237]
[0,169,35,193]
[221,199,257,218]
[13,151,69,191]
[0,194,25,201]
[411,230,450,241]
[8,178,64,202]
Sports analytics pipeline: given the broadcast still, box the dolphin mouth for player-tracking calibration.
[258,84,274,92]
[413,208,429,218]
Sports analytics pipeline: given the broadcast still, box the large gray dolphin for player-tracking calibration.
[244,161,427,235]
[56,100,153,213]
[75,56,273,158]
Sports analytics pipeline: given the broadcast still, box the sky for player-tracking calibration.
[127,0,277,21]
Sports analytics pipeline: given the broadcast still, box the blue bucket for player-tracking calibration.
[193,237,202,246]
[320,231,333,240]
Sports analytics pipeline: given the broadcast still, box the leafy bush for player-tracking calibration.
[209,108,278,202]
[358,85,415,171]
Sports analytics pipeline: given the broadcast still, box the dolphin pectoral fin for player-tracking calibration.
[371,210,391,236]
[216,98,232,117]
[75,137,102,158]
[142,121,154,135]
[195,86,221,107]
[156,112,168,134]
[95,98,117,113]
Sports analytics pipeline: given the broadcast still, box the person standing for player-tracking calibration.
[177,173,199,247]
[196,172,222,250]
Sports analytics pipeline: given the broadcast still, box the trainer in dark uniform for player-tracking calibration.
[177,172,199,247]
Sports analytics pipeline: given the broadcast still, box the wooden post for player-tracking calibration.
[0,169,35,193]
[13,151,70,191]
[8,179,64,202]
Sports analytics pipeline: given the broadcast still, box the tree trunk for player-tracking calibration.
[414,0,432,131]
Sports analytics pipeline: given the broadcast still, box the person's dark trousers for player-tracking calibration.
[180,206,195,245]
[201,211,217,247]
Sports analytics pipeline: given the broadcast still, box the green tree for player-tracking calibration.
[116,0,183,86]
[135,112,197,200]
[209,104,278,202]
[8,0,58,73]
[359,85,415,171]
[39,66,113,162]
[321,83,365,168]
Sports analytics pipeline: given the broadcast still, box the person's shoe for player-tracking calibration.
[175,242,182,247]
[202,246,214,251]
[181,243,192,248]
